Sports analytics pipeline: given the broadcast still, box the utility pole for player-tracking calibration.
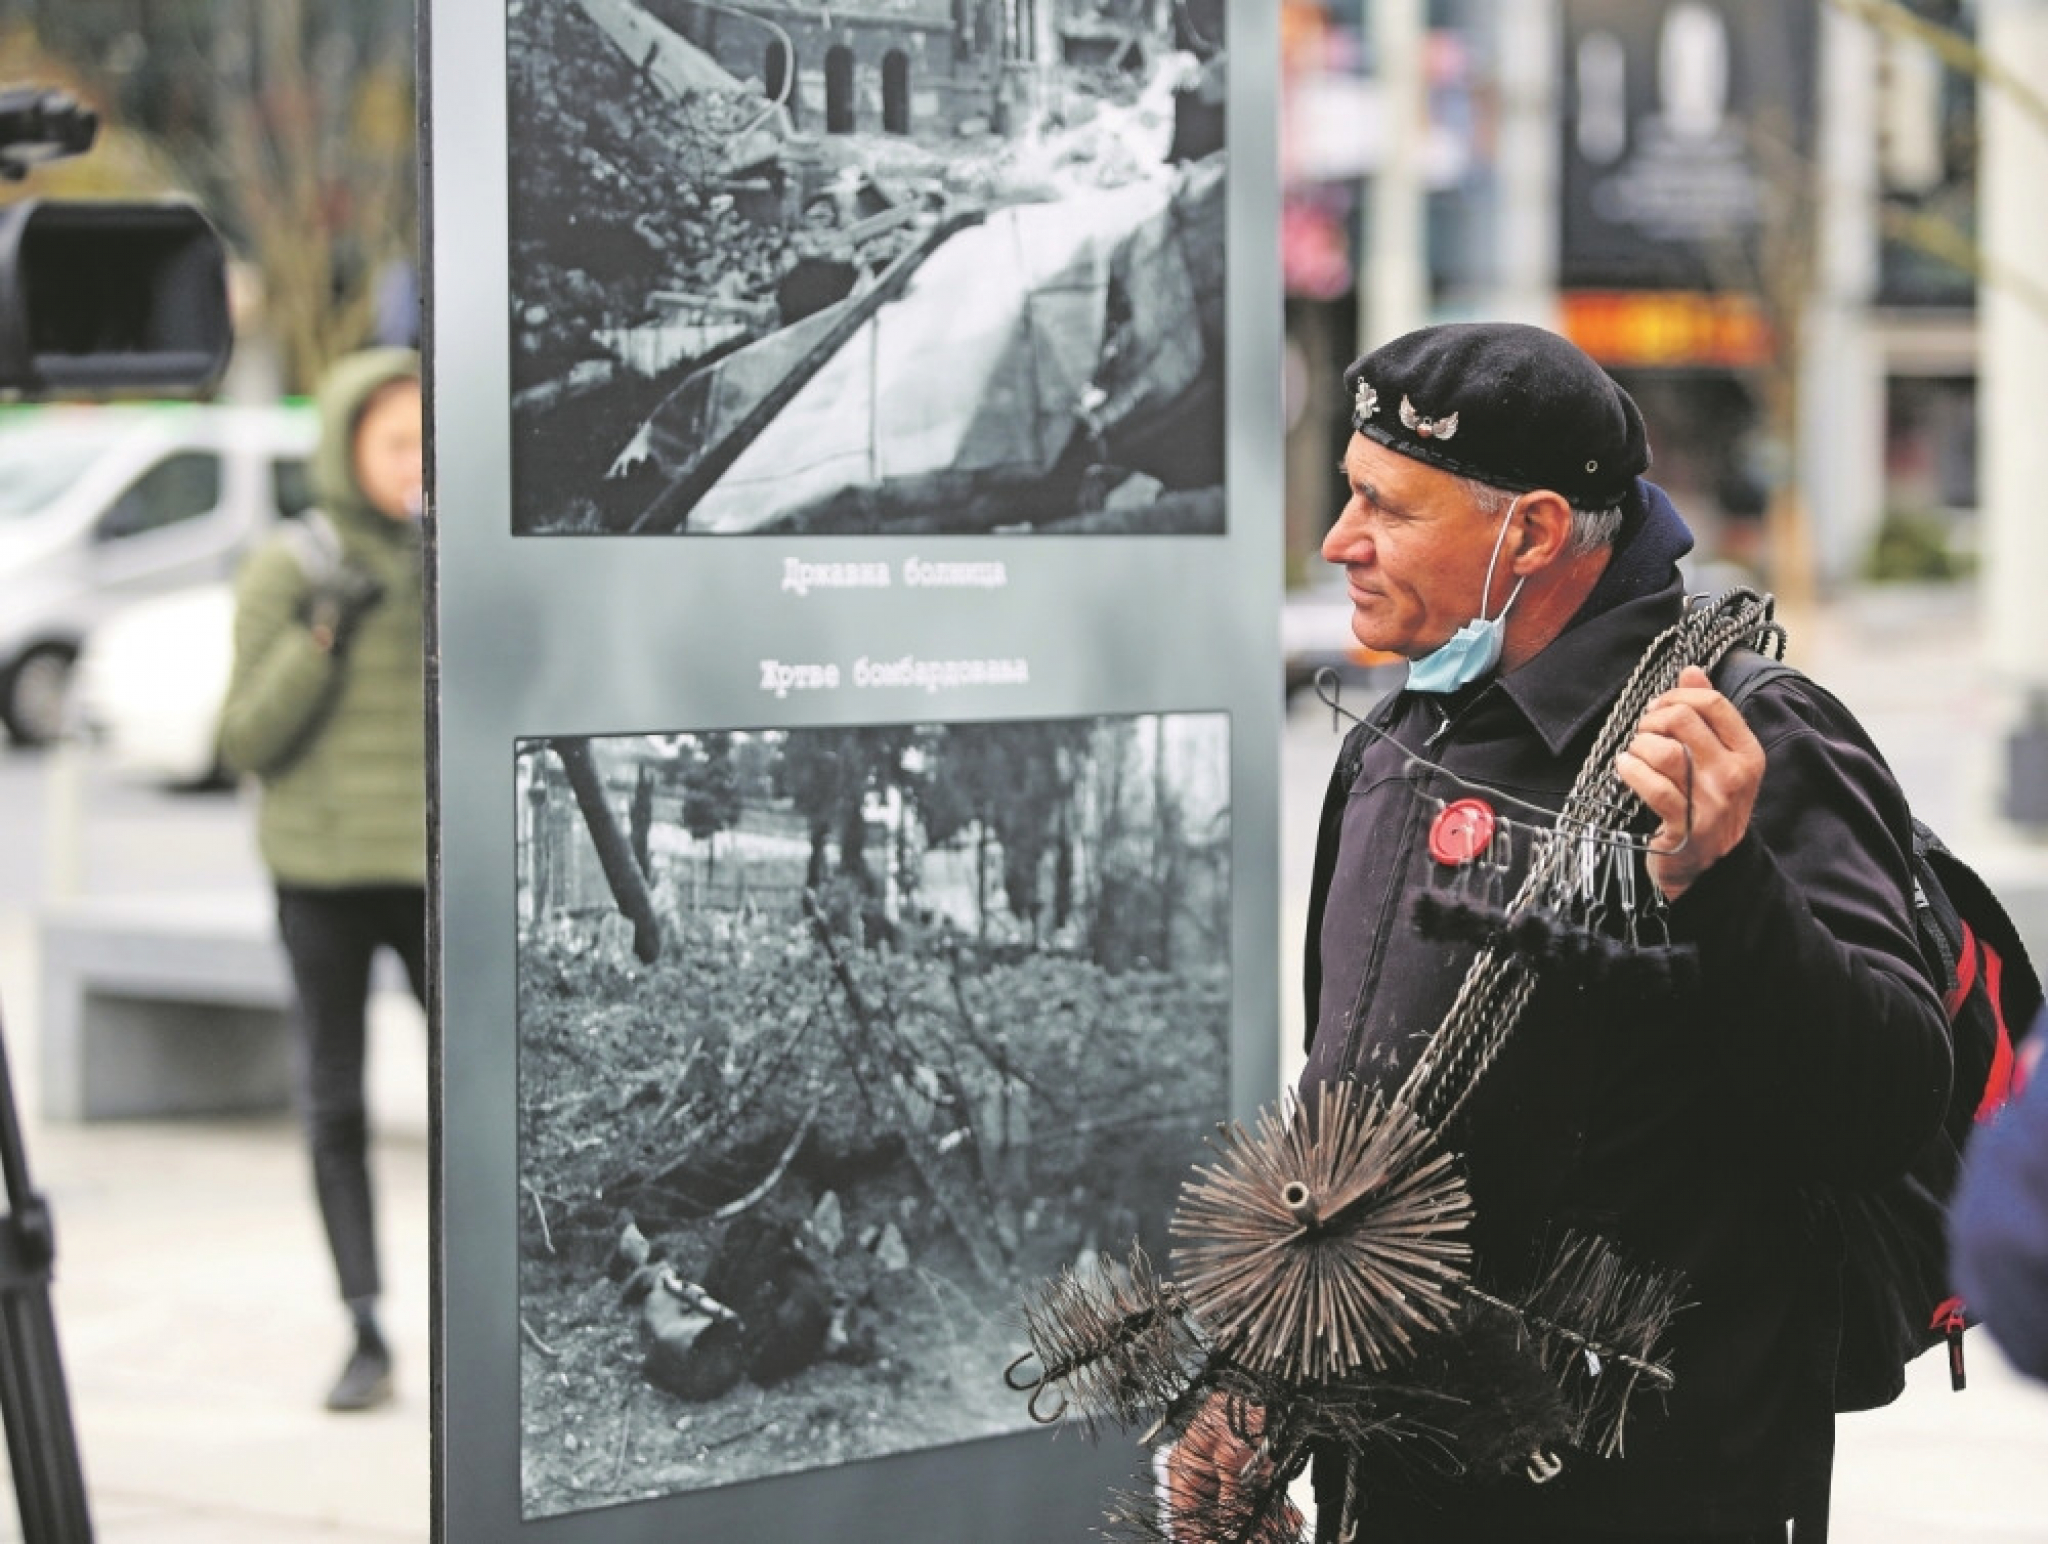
[1982,0,2048,822]
[1361,0,1428,350]
[1799,2,1884,593]
[1492,0,1560,328]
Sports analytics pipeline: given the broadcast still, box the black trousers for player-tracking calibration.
[275,884,427,1305]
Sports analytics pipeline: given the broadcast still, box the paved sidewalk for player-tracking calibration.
[0,915,429,1542]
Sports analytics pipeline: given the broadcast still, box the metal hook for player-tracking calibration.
[1646,890,1674,949]
[1613,843,1640,946]
[1002,1349,1042,1393]
[1482,818,1513,908]
[1526,1449,1565,1485]
[1578,828,1603,915]
[1026,1378,1068,1425]
[1008,1350,1072,1423]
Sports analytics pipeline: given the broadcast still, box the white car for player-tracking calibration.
[70,580,236,788]
[0,402,316,745]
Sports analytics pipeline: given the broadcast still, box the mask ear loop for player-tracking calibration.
[1476,495,1526,625]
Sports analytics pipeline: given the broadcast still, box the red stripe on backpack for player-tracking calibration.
[1975,935,2017,1124]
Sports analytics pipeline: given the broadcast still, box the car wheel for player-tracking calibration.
[1,644,77,747]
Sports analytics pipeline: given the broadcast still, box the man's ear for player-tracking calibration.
[1507,489,1576,574]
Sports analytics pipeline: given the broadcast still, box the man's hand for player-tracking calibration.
[1164,1398,1303,1544]
[1615,664,1765,901]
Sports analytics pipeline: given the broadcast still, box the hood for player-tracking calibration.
[311,346,421,535]
[1576,478,1695,619]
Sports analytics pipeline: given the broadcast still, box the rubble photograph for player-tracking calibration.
[505,0,1227,535]
[514,713,1232,1518]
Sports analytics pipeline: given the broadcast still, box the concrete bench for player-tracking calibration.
[36,892,412,1122]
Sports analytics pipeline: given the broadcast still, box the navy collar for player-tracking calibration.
[1493,479,1695,756]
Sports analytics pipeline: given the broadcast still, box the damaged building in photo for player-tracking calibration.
[645,0,990,140]
[506,0,1229,536]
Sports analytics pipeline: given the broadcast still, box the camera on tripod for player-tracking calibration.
[0,84,232,396]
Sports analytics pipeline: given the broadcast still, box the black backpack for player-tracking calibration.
[1718,649,2043,1410]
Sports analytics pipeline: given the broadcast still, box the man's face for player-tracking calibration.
[353,378,424,521]
[1322,433,1516,660]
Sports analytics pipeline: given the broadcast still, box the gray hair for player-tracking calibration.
[1459,475,1624,558]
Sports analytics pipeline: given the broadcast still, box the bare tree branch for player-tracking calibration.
[707,1097,822,1222]
[1826,0,2048,139]
[1879,203,2048,324]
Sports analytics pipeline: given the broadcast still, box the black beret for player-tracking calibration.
[1342,321,1650,508]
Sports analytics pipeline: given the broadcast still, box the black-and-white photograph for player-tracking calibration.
[505,0,1227,535]
[514,713,1231,1519]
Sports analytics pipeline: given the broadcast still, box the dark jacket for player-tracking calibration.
[1951,1028,2048,1383]
[1301,482,1951,1534]
[218,348,425,887]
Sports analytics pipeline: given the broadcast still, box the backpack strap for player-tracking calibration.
[1710,644,1798,715]
[275,509,343,587]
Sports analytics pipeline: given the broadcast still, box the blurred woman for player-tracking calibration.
[219,347,425,1412]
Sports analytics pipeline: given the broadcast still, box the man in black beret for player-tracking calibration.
[1183,323,1950,1541]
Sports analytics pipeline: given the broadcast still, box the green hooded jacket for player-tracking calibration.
[218,348,425,887]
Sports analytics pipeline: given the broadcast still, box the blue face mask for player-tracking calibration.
[1406,496,1526,695]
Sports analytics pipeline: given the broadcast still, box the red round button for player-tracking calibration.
[1428,798,1497,867]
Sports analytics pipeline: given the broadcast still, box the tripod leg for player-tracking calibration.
[0,999,93,1542]
[0,1278,94,1543]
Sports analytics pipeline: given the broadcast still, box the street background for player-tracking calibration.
[2,0,2045,1533]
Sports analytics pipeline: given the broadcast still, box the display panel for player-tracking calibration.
[426,0,1279,1536]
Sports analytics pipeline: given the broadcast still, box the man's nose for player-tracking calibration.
[1321,510,1366,565]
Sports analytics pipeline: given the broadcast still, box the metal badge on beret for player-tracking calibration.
[1352,379,1379,428]
[1398,395,1459,442]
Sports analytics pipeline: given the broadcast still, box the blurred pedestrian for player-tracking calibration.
[218,347,425,1412]
[1951,1028,2048,1383]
